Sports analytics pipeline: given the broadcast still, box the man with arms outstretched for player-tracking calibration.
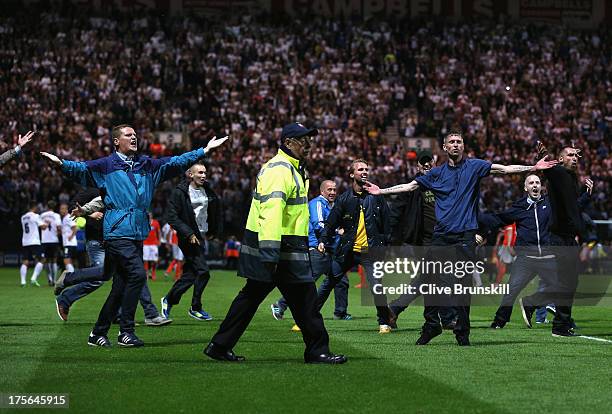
[41,125,227,347]
[365,131,557,346]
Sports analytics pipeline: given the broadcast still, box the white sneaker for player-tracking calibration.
[379,324,392,334]
[145,316,173,326]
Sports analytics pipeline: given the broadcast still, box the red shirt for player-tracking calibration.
[169,227,178,245]
[502,224,517,247]
[144,219,161,245]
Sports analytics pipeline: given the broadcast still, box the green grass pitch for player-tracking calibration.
[1,268,610,413]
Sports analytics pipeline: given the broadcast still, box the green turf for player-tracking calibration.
[0,268,610,413]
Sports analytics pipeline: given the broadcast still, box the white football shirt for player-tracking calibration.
[21,212,43,246]
[61,215,78,247]
[40,210,62,244]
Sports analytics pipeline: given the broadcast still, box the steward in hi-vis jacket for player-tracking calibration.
[206,122,347,365]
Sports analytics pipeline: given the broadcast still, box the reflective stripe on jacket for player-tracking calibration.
[238,148,311,283]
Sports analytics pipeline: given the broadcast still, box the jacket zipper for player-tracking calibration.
[109,213,128,234]
[534,205,541,256]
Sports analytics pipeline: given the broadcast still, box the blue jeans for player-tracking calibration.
[57,240,159,321]
[57,241,106,307]
[535,306,548,323]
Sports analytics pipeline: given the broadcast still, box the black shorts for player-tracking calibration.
[22,245,42,261]
[63,246,78,259]
[42,243,60,259]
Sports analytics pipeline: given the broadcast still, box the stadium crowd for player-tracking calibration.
[0,6,610,248]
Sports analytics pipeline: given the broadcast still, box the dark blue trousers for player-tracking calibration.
[422,231,476,338]
[494,255,557,323]
[523,234,579,331]
[92,239,147,335]
[58,240,159,320]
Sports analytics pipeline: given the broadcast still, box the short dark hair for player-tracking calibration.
[47,200,57,210]
[112,124,133,142]
[348,159,368,175]
[189,161,207,171]
[444,130,463,143]
[560,146,581,157]
[186,161,207,178]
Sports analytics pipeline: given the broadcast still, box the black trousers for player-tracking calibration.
[92,239,146,335]
[324,251,391,325]
[523,234,579,331]
[165,242,210,311]
[422,231,476,337]
[389,270,457,325]
[211,278,330,359]
[494,255,557,324]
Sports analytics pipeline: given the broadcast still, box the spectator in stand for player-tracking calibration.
[0,11,609,253]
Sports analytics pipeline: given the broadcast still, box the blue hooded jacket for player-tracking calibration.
[61,148,205,241]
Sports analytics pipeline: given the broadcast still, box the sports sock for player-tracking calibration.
[47,263,55,283]
[20,264,27,285]
[31,262,44,282]
[166,259,176,274]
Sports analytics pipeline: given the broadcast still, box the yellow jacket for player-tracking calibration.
[239,148,312,282]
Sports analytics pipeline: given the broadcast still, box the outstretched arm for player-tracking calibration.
[155,136,229,184]
[42,152,105,188]
[490,156,557,175]
[1,131,36,166]
[364,180,420,195]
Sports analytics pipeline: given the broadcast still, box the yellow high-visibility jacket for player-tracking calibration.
[238,149,312,283]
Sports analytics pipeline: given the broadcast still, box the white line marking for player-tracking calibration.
[578,335,612,343]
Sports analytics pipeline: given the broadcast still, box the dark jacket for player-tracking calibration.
[389,175,425,245]
[165,180,222,243]
[544,165,584,239]
[72,187,103,242]
[487,196,553,257]
[320,188,390,267]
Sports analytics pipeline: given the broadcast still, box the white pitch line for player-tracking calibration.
[578,335,612,344]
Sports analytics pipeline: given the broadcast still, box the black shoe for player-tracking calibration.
[415,328,442,345]
[519,298,535,328]
[117,332,144,347]
[552,329,578,338]
[570,318,578,330]
[456,335,471,346]
[442,320,457,330]
[87,332,111,347]
[388,307,398,330]
[204,342,245,362]
[490,320,505,329]
[305,353,348,364]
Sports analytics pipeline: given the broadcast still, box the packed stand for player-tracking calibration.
[0,6,610,249]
